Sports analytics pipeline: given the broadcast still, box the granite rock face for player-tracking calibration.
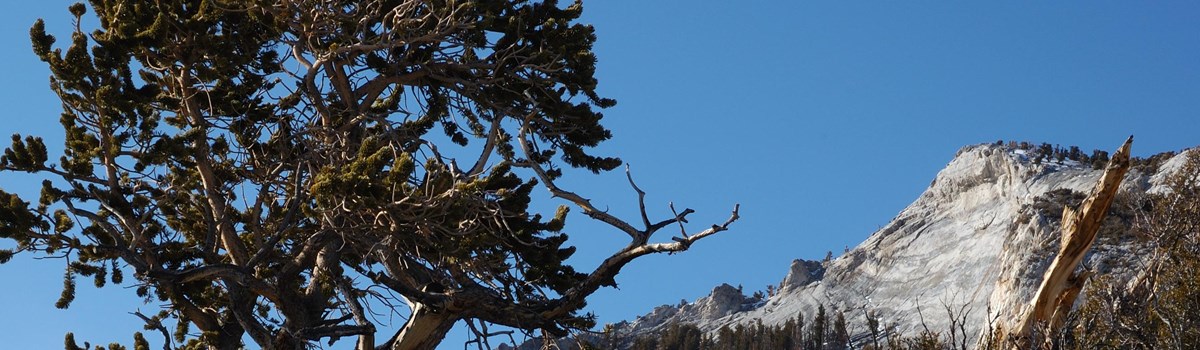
[596,144,1194,347]
[781,259,825,291]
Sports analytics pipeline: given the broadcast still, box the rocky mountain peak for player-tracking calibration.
[781,259,825,291]
[518,143,1195,349]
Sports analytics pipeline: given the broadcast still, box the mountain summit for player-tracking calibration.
[553,142,1193,348]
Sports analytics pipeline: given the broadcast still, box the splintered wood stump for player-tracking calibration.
[1008,137,1133,348]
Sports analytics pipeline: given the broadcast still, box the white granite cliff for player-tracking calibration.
[512,143,1194,349]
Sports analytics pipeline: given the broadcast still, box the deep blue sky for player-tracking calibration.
[1,1,1198,349]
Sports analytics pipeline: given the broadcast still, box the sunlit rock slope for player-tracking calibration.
[576,143,1193,348]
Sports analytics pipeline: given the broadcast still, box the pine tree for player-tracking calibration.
[831,310,850,350]
[1091,150,1110,170]
[0,1,739,349]
[810,305,827,350]
[1069,145,1083,162]
[794,311,807,350]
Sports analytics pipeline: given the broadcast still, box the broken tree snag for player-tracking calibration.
[1008,136,1133,348]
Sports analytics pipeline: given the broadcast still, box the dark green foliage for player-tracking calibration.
[132,333,149,350]
[628,322,705,350]
[997,139,1133,168]
[64,333,87,350]
[55,270,76,309]
[613,303,967,350]
[0,1,729,349]
[63,334,130,350]
[0,134,49,171]
[0,189,45,244]
[1030,189,1087,223]
[831,311,850,349]
[1091,150,1109,170]
[1131,150,1177,174]
[1028,185,1140,247]
[809,305,827,349]
[1039,143,1053,157]
[173,320,188,344]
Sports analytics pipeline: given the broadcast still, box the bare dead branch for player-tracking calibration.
[516,119,641,240]
[625,165,652,232]
[130,310,174,350]
[1006,136,1133,347]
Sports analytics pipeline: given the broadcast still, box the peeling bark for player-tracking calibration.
[1006,137,1133,348]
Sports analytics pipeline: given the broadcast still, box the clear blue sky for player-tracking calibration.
[1,1,1198,349]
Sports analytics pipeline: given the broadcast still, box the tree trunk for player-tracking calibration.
[1006,137,1133,348]
[389,303,458,350]
[211,324,247,350]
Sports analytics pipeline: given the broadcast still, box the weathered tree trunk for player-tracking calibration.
[389,303,458,350]
[1006,137,1133,348]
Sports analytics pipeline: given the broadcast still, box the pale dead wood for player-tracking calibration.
[1007,136,1133,348]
